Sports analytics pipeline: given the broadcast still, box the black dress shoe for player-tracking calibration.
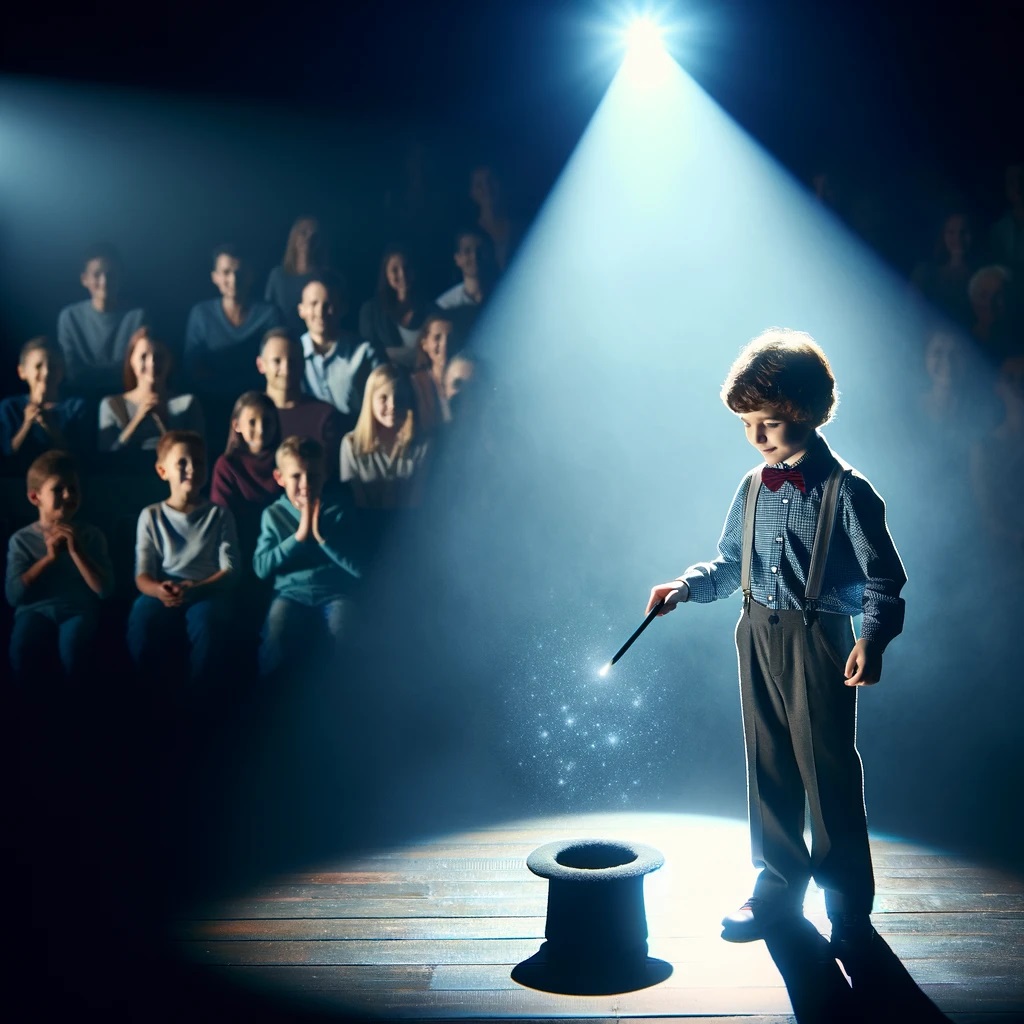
[721,898,800,942]
[830,916,877,967]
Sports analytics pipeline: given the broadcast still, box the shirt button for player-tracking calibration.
[782,498,789,504]
[771,566,778,573]
[767,596,774,603]
[775,536,783,543]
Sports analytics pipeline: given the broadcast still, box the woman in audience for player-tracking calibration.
[1,337,90,463]
[210,390,282,564]
[97,327,204,453]
[358,244,430,366]
[410,314,454,434]
[265,216,329,337]
[911,210,976,326]
[340,365,429,508]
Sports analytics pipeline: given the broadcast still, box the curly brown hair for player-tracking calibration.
[721,328,838,427]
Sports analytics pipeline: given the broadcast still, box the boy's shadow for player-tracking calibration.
[764,917,951,1023]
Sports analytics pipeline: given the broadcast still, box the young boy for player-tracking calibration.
[5,450,113,684]
[56,243,146,394]
[127,430,238,685]
[297,274,386,433]
[184,243,284,399]
[0,337,91,462]
[256,328,343,473]
[253,436,364,677]
[646,329,906,959]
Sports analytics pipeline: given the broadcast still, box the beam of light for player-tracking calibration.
[621,13,674,88]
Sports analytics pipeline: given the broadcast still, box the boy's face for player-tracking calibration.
[256,335,298,393]
[81,258,118,305]
[298,282,338,338]
[29,474,80,524]
[739,408,814,465]
[211,254,250,301]
[156,442,207,501]
[273,454,323,510]
[18,348,63,401]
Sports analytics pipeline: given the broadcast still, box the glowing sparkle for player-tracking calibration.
[598,662,611,678]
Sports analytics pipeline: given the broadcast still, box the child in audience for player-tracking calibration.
[1,338,90,463]
[340,364,430,508]
[254,436,364,677]
[410,314,454,433]
[256,328,343,472]
[358,244,430,366]
[5,450,113,684]
[184,243,284,399]
[56,243,146,394]
[127,430,238,685]
[98,327,205,453]
[298,274,386,432]
[434,227,497,353]
[265,217,329,338]
[211,391,282,562]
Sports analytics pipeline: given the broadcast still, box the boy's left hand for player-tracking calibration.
[844,639,882,687]
[311,499,325,544]
[50,522,77,553]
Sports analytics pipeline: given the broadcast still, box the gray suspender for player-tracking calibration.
[740,462,848,620]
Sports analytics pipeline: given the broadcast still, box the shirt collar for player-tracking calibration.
[769,431,836,490]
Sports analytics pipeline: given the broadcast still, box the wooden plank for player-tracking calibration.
[176,917,550,942]
[189,897,550,920]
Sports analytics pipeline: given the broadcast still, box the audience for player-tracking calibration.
[340,364,430,508]
[1,337,90,463]
[298,274,386,431]
[210,391,282,564]
[989,163,1024,277]
[410,314,454,433]
[358,244,431,367]
[265,217,330,339]
[969,264,1016,359]
[911,211,976,325]
[256,328,343,472]
[184,244,283,401]
[56,243,146,395]
[98,327,205,454]
[127,430,237,687]
[469,164,521,272]
[254,436,364,677]
[434,227,498,352]
[5,450,113,685]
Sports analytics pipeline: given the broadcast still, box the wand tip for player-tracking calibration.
[598,662,612,678]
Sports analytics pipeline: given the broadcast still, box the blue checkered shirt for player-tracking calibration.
[678,434,907,651]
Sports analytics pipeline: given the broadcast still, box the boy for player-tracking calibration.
[56,243,146,394]
[184,243,284,398]
[254,436,364,677]
[256,328,343,473]
[298,274,386,433]
[127,430,238,684]
[0,337,91,462]
[646,329,906,959]
[433,227,497,353]
[5,450,113,684]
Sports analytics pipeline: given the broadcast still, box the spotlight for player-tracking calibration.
[624,15,666,61]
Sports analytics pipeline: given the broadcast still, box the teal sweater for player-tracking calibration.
[253,492,362,605]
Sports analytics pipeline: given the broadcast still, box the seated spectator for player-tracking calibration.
[254,437,364,677]
[126,431,238,687]
[56,243,145,395]
[410,314,454,434]
[265,217,329,339]
[298,274,386,432]
[444,353,477,408]
[434,227,498,353]
[5,450,113,685]
[1,337,90,465]
[184,243,283,399]
[969,265,1017,360]
[257,328,343,471]
[98,327,205,454]
[970,354,1024,563]
[210,391,282,564]
[911,211,976,326]
[469,163,522,272]
[358,244,431,367]
[989,163,1024,276]
[340,364,430,508]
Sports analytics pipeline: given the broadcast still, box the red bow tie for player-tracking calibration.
[762,467,806,492]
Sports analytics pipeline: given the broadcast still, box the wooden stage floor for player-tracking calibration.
[173,812,1024,1022]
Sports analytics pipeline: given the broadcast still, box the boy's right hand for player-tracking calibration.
[158,580,184,607]
[295,501,312,542]
[646,581,687,616]
[23,401,42,427]
[44,526,66,560]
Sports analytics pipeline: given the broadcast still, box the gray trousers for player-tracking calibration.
[736,600,874,919]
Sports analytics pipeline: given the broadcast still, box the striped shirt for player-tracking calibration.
[678,433,906,651]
